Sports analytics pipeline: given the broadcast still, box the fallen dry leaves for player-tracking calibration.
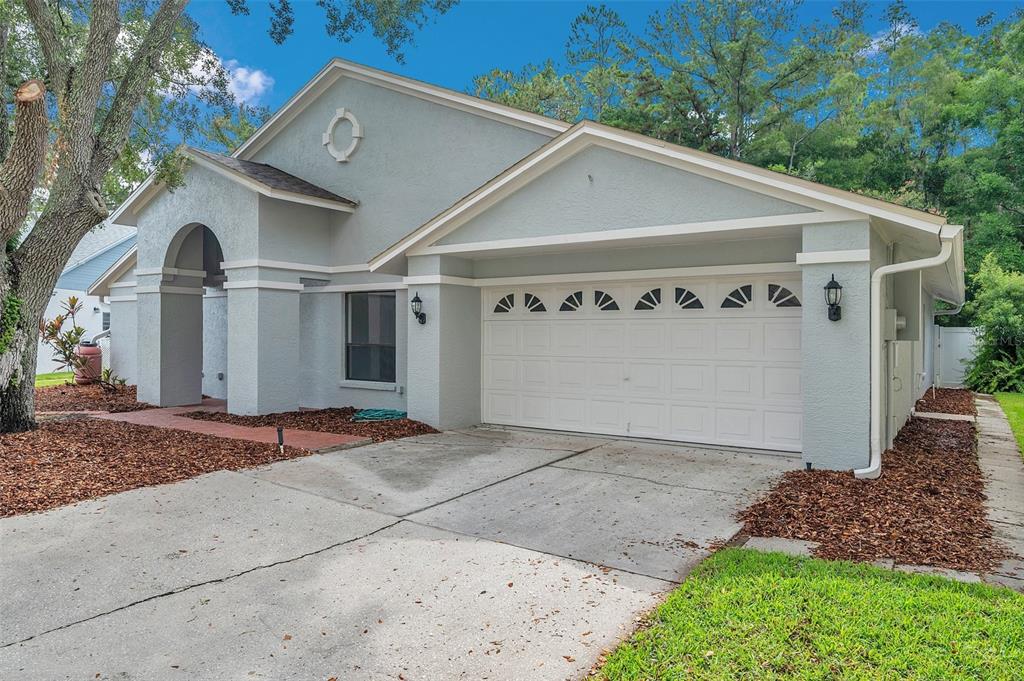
[1,419,310,517]
[740,415,1011,571]
[35,383,154,413]
[180,406,438,443]
[914,387,976,415]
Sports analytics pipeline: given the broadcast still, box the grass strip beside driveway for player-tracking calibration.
[593,549,1024,681]
[995,392,1024,458]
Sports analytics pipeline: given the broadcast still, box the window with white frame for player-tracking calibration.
[346,291,396,382]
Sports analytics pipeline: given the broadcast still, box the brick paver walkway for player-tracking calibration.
[93,399,369,452]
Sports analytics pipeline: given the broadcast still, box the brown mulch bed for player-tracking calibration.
[914,387,976,415]
[179,406,438,443]
[34,383,154,413]
[1,419,309,517]
[740,417,1010,571]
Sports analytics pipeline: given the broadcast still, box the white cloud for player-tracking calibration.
[223,59,274,104]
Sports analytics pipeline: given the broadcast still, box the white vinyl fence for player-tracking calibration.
[934,326,979,388]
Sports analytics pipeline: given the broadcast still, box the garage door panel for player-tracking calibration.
[590,399,626,432]
[627,362,665,395]
[522,324,551,354]
[519,394,551,426]
[589,323,626,354]
[669,363,714,397]
[628,323,668,357]
[589,361,625,392]
[764,366,801,402]
[482,275,802,451]
[521,359,550,390]
[626,401,666,436]
[715,365,763,402]
[552,323,588,354]
[485,358,519,390]
[553,359,587,391]
[764,409,802,449]
[486,323,519,355]
[668,403,714,439]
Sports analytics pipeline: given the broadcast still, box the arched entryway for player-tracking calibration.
[137,223,227,407]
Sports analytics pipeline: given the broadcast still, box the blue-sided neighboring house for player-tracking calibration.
[36,223,136,375]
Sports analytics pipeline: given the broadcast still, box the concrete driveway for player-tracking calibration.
[0,427,795,680]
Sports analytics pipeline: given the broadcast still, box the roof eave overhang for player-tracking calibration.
[88,244,138,297]
[368,123,947,272]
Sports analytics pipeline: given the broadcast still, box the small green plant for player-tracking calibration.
[39,296,123,392]
[963,255,1024,393]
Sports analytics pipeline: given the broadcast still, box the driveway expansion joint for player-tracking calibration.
[548,462,751,497]
[0,519,403,649]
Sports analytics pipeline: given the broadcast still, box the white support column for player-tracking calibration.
[136,284,204,406]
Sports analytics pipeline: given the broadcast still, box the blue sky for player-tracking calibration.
[187,1,1023,110]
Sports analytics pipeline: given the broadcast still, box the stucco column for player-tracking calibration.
[798,220,873,470]
[136,283,204,407]
[226,283,303,415]
[406,283,481,430]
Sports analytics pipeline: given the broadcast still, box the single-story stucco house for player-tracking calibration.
[89,58,965,478]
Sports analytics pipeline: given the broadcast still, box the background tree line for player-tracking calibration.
[473,0,1024,330]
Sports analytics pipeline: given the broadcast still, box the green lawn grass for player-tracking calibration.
[995,393,1024,459]
[34,371,74,387]
[594,549,1024,681]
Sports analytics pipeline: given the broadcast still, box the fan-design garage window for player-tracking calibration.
[594,290,620,311]
[493,294,515,313]
[768,284,801,307]
[524,293,547,312]
[559,291,583,311]
[721,284,753,309]
[675,287,704,309]
[634,288,662,310]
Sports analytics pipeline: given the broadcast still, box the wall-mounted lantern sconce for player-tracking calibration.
[410,292,426,325]
[824,274,843,322]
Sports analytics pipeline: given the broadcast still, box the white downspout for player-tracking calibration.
[854,230,956,480]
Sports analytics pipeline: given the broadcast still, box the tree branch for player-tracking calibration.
[22,0,68,96]
[92,0,190,177]
[0,81,48,246]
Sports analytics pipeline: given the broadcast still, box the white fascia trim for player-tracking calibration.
[223,280,305,292]
[233,59,568,160]
[108,281,137,289]
[185,151,356,213]
[136,285,205,295]
[220,259,369,274]
[414,262,799,289]
[136,266,207,278]
[795,249,871,265]
[87,244,138,297]
[302,282,408,294]
[108,295,137,303]
[417,212,846,258]
[403,275,477,287]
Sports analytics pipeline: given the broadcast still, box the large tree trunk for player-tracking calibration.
[0,340,37,432]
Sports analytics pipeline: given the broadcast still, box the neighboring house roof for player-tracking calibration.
[88,244,137,298]
[232,58,571,160]
[56,227,137,292]
[370,121,950,271]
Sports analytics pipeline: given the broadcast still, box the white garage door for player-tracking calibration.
[481,275,803,451]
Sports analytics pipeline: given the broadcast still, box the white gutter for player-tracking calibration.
[855,227,958,480]
[933,302,964,318]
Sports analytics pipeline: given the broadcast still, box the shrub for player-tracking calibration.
[964,255,1024,393]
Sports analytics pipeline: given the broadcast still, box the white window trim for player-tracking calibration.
[338,379,397,392]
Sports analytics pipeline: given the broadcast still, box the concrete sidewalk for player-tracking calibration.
[975,396,1024,591]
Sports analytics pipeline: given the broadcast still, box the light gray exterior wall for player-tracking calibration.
[249,75,553,264]
[922,293,935,393]
[202,292,228,399]
[109,299,137,384]
[406,283,481,429]
[800,220,873,470]
[437,145,816,246]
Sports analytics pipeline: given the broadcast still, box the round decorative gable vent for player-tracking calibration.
[322,108,363,162]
